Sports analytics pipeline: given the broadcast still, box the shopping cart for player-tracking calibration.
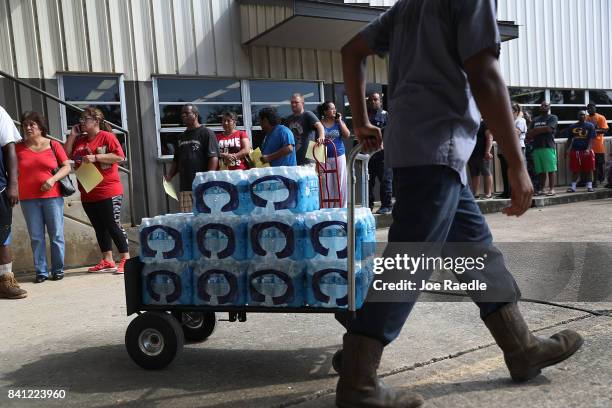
[123,143,375,370]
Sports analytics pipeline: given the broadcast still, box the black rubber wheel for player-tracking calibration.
[125,312,184,369]
[171,311,217,342]
[332,349,343,373]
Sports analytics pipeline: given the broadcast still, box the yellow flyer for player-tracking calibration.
[75,162,104,193]
[162,178,179,201]
[305,141,327,163]
[249,148,270,168]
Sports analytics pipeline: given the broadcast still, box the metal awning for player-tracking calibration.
[239,0,519,51]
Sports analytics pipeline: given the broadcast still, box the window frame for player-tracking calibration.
[58,73,127,137]
[153,77,325,159]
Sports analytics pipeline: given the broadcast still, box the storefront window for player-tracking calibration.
[60,74,127,161]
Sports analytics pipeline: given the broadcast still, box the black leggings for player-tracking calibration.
[82,195,129,253]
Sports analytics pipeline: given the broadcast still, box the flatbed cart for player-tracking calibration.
[123,144,374,370]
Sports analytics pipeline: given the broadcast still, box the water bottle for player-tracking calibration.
[142,260,192,305]
[192,260,247,306]
[247,260,305,307]
[305,259,365,309]
[192,214,247,261]
[139,214,191,262]
[304,208,349,261]
[247,213,305,261]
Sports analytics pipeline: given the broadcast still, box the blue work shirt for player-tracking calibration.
[261,124,297,167]
[360,0,500,185]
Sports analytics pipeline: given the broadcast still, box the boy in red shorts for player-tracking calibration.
[566,111,596,192]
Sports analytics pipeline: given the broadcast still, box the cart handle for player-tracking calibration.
[346,142,380,312]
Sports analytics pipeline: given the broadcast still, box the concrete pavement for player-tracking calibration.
[1,199,611,407]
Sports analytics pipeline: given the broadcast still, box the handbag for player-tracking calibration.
[49,140,76,197]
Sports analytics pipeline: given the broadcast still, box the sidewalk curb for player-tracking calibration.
[373,188,612,229]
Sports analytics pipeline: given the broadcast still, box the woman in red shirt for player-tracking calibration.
[17,112,72,283]
[216,111,250,170]
[64,107,129,274]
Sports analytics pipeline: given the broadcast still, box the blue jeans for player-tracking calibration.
[337,166,521,345]
[20,197,65,277]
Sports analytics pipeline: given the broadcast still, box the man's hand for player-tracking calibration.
[41,178,56,192]
[355,124,382,153]
[6,185,18,206]
[83,154,97,163]
[502,166,533,217]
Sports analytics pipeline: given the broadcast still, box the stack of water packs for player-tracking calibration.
[139,166,375,309]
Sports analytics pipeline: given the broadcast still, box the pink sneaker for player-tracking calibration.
[88,259,117,273]
[114,258,128,274]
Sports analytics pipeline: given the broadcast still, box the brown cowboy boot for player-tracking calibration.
[0,272,28,299]
[336,333,423,408]
[484,303,583,382]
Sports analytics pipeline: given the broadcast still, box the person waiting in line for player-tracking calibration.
[0,105,26,299]
[165,104,219,213]
[513,103,528,157]
[216,111,250,171]
[259,107,296,167]
[284,93,324,166]
[565,111,596,193]
[468,121,494,199]
[585,103,609,187]
[319,101,350,207]
[497,103,528,199]
[366,92,393,214]
[527,102,559,196]
[606,153,612,188]
[64,107,129,274]
[17,112,71,283]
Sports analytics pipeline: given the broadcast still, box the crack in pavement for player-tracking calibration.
[275,312,598,408]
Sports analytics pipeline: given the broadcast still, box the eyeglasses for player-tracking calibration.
[79,116,95,123]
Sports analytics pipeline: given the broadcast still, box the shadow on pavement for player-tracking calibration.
[2,343,340,396]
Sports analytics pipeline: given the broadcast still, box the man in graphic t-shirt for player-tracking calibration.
[165,104,219,212]
[527,102,558,195]
[565,111,596,192]
[284,93,324,166]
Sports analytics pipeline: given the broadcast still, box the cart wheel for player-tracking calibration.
[332,349,343,374]
[171,311,217,342]
[125,312,184,369]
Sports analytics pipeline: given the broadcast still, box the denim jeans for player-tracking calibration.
[20,197,65,277]
[336,166,521,346]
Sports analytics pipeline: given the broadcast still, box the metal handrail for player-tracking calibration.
[1,69,136,226]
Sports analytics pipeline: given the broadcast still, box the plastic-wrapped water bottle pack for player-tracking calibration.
[139,166,375,308]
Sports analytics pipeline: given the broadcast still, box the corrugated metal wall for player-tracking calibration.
[498,0,612,89]
[346,0,612,90]
[1,0,610,88]
[0,0,386,84]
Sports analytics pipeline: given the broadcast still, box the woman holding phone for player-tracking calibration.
[319,101,350,207]
[16,111,71,282]
[64,107,129,274]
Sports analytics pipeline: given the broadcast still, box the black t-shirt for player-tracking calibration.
[285,111,320,165]
[173,126,219,191]
[471,122,488,159]
[530,115,558,149]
